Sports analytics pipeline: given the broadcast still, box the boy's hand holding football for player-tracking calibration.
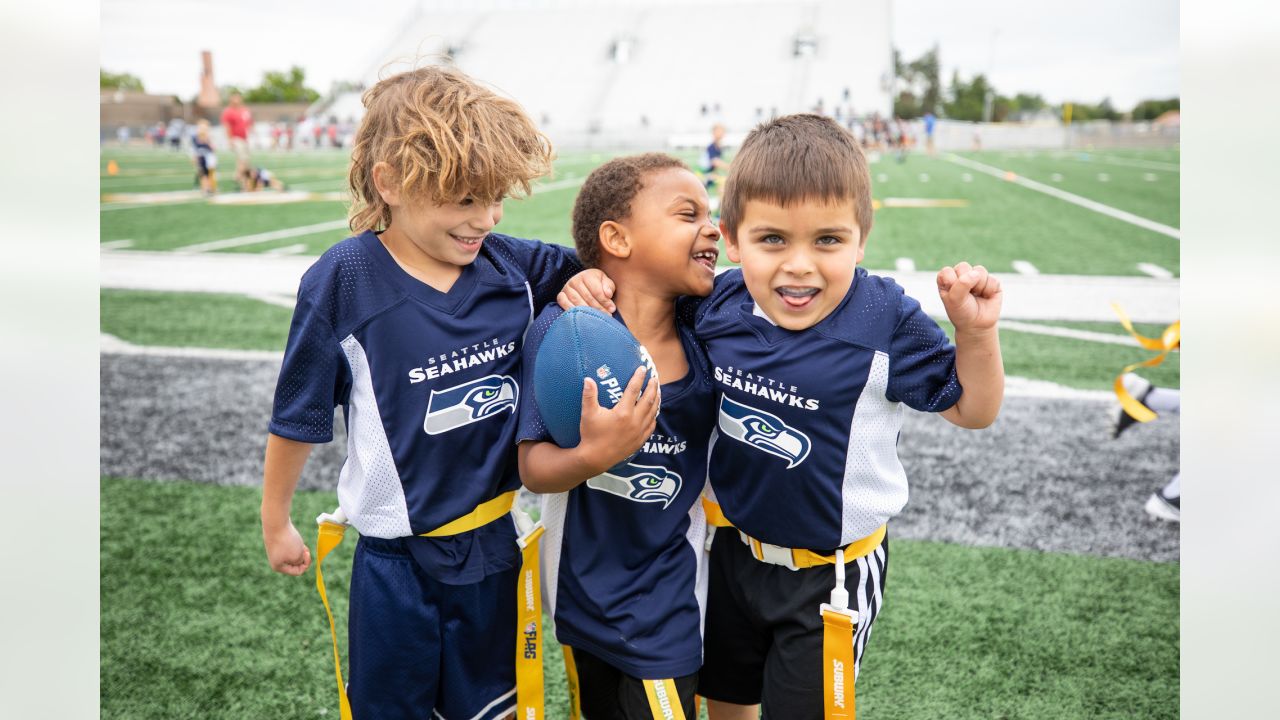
[575,368,660,475]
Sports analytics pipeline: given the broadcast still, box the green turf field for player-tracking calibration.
[101,477,1177,720]
[101,288,1179,390]
[101,146,1179,277]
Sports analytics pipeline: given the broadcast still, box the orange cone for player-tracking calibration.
[107,160,119,176]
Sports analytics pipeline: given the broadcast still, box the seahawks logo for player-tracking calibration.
[717,395,811,468]
[586,462,683,509]
[423,374,519,435]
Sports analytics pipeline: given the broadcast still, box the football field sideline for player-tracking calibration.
[100,248,1180,323]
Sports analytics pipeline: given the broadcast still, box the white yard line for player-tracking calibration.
[245,292,297,308]
[1002,376,1113,402]
[895,257,916,272]
[101,199,209,212]
[999,320,1141,347]
[100,334,283,362]
[944,154,1181,240]
[101,239,134,250]
[1081,154,1180,172]
[173,219,349,254]
[263,244,308,256]
[99,332,1117,401]
[1011,260,1040,275]
[534,176,587,192]
[1136,262,1174,279]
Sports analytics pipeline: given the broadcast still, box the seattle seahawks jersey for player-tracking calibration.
[269,231,580,580]
[517,303,714,679]
[695,268,961,551]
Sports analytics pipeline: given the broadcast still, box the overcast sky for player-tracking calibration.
[101,0,1178,109]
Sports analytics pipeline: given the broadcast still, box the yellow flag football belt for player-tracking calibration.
[314,490,548,720]
[1110,303,1180,424]
[561,646,688,720]
[701,498,881,720]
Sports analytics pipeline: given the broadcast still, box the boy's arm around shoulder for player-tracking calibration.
[936,263,1004,429]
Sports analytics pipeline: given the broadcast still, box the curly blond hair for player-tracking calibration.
[347,65,554,233]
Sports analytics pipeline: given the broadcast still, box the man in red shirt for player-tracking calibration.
[220,93,252,174]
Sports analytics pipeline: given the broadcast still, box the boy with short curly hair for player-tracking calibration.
[518,153,721,719]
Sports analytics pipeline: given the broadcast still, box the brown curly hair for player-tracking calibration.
[347,64,554,233]
[720,113,873,241]
[571,153,687,268]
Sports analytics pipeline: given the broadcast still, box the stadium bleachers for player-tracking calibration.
[316,0,892,148]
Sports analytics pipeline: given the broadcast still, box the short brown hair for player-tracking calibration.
[347,65,554,233]
[571,153,687,268]
[719,114,873,241]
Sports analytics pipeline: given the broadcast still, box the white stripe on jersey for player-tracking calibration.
[682,498,710,648]
[839,351,908,544]
[539,492,569,621]
[520,281,535,346]
[337,335,413,538]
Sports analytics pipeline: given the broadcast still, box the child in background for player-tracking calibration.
[260,65,609,720]
[192,120,217,195]
[518,154,721,719]
[237,165,285,192]
[693,114,1004,719]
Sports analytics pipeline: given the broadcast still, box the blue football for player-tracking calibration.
[533,307,656,449]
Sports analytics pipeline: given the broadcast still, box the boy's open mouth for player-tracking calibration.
[776,286,819,308]
[450,233,486,250]
[692,248,719,272]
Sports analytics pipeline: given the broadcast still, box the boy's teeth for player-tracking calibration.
[778,287,818,297]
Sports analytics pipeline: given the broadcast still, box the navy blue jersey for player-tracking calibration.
[517,302,714,679]
[700,142,722,175]
[193,140,216,173]
[695,268,961,551]
[269,231,580,581]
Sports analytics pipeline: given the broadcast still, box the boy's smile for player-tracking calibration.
[382,193,504,289]
[618,167,721,297]
[725,197,864,330]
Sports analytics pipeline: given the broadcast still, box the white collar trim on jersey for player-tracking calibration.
[751,302,779,326]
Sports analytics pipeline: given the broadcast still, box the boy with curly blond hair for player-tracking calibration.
[260,65,606,720]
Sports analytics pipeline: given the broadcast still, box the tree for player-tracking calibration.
[892,45,941,119]
[1132,97,1179,121]
[101,69,145,92]
[236,66,320,104]
[944,72,993,122]
[911,46,941,115]
[1065,97,1123,122]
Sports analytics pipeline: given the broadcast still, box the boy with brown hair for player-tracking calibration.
[259,65,611,720]
[694,114,1004,719]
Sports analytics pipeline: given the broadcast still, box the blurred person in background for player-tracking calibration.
[191,119,218,195]
[1110,372,1181,522]
[221,92,252,173]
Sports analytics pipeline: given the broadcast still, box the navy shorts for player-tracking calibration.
[348,534,518,720]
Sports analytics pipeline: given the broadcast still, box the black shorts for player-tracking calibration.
[568,646,698,720]
[697,529,889,719]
